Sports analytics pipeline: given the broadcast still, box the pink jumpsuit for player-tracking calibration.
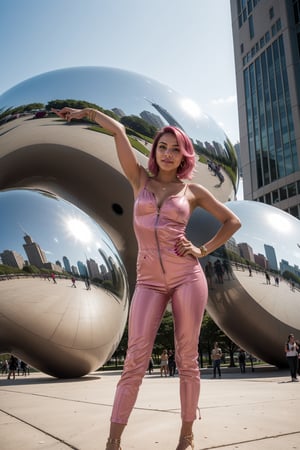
[111,181,208,424]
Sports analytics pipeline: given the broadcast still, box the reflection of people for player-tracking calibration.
[205,260,214,289]
[85,277,91,290]
[51,272,57,284]
[285,334,299,382]
[52,106,241,450]
[211,342,222,378]
[265,271,271,285]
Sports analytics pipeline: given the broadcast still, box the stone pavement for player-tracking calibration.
[0,367,299,450]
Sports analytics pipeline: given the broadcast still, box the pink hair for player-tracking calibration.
[148,126,195,180]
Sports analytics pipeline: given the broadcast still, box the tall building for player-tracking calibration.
[264,243,278,271]
[0,249,24,269]
[230,0,300,218]
[23,234,47,268]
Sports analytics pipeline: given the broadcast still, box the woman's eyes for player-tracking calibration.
[158,145,180,153]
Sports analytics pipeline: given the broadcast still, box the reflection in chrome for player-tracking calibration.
[0,189,129,378]
[187,201,300,368]
[1,66,295,373]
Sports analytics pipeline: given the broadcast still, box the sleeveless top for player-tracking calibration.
[134,181,190,253]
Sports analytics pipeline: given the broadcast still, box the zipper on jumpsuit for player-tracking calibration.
[154,207,166,274]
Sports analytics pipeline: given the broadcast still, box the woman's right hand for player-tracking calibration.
[52,107,86,122]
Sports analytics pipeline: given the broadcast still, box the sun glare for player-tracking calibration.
[180,98,202,118]
[66,218,92,243]
[267,212,292,233]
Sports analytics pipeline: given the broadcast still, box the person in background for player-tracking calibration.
[285,334,299,382]
[52,106,241,450]
[7,355,18,380]
[211,342,222,378]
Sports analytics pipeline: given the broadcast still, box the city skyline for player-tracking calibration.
[0,189,125,279]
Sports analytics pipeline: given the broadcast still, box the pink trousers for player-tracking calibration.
[111,274,207,424]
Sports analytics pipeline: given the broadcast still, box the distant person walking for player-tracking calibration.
[238,349,246,373]
[7,355,18,380]
[285,334,299,382]
[211,342,222,378]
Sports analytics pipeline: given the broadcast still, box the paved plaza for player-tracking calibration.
[0,367,299,450]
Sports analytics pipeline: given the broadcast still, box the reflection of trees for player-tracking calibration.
[0,103,45,123]
[282,270,300,285]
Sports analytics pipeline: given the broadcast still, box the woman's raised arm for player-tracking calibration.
[52,107,144,191]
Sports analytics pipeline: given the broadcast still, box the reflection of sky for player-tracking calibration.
[0,189,122,270]
[227,201,300,267]
[0,66,227,145]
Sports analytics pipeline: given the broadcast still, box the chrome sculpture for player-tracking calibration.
[0,66,298,375]
[187,200,300,367]
[0,188,129,377]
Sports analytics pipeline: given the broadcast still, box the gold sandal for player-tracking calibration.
[105,437,122,450]
[176,433,194,450]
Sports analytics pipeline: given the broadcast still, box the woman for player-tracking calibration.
[285,333,299,382]
[53,107,241,450]
[160,349,169,377]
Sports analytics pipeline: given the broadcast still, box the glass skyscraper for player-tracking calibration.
[231,0,300,218]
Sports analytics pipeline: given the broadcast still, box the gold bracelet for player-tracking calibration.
[88,109,97,122]
[199,245,208,257]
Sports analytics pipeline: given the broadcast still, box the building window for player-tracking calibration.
[271,24,276,37]
[276,18,281,32]
[265,192,271,204]
[287,182,297,198]
[269,7,274,20]
[279,186,287,200]
[297,32,300,57]
[293,0,300,25]
[248,0,253,14]
[260,36,265,48]
[249,14,255,39]
[243,36,298,190]
[272,189,279,203]
[265,31,270,43]
[241,43,244,53]
[289,205,299,218]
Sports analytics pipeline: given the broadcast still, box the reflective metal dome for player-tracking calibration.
[0,66,238,201]
[0,189,129,378]
[1,66,297,373]
[187,201,300,367]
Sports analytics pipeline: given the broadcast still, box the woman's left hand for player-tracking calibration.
[175,236,202,258]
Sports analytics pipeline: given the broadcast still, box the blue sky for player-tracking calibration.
[0,0,239,143]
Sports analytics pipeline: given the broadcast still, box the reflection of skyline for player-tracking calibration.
[0,229,125,287]
[0,66,231,151]
[226,201,300,270]
[227,236,300,277]
[0,189,126,286]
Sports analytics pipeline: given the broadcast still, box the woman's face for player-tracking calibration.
[155,132,183,172]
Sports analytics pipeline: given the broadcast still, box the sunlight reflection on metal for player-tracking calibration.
[0,189,129,378]
[1,67,296,373]
[187,200,300,367]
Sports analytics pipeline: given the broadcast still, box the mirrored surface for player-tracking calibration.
[0,189,129,377]
[187,201,300,367]
[0,66,238,200]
